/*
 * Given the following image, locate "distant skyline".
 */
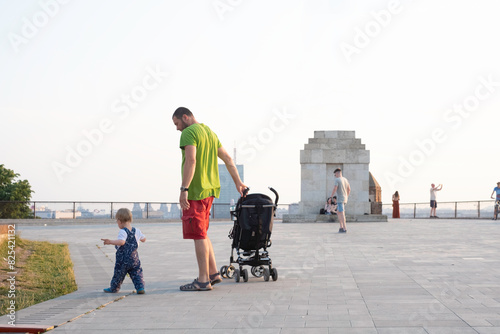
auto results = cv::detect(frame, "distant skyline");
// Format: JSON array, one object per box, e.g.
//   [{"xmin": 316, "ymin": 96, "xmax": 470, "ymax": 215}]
[{"xmin": 1, "ymin": 1, "xmax": 499, "ymax": 205}]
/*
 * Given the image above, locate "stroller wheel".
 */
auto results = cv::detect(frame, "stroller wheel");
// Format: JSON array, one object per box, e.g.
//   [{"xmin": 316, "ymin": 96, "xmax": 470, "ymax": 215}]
[
  {"xmin": 263, "ymin": 268, "xmax": 270, "ymax": 282},
  {"xmin": 251, "ymin": 265, "xmax": 265, "ymax": 278},
  {"xmin": 242, "ymin": 269, "xmax": 248, "ymax": 282},
  {"xmin": 226, "ymin": 265, "xmax": 235, "ymax": 279},
  {"xmin": 234, "ymin": 269, "xmax": 241, "ymax": 283},
  {"xmin": 220, "ymin": 265, "xmax": 228, "ymax": 278},
  {"xmin": 271, "ymin": 268, "xmax": 278, "ymax": 281}
]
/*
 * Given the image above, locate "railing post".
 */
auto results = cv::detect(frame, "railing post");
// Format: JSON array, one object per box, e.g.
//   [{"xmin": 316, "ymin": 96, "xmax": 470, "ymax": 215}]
[
  {"xmin": 110, "ymin": 202, "xmax": 113, "ymax": 219},
  {"xmin": 33, "ymin": 201, "xmax": 36, "ymax": 219},
  {"xmin": 146, "ymin": 203, "xmax": 149, "ymax": 219},
  {"xmin": 455, "ymin": 202, "xmax": 457, "ymax": 218},
  {"xmin": 73, "ymin": 202, "xmax": 76, "ymax": 219},
  {"xmin": 414, "ymin": 203, "xmax": 416, "ymax": 218},
  {"xmin": 478, "ymin": 201, "xmax": 480, "ymax": 218}
]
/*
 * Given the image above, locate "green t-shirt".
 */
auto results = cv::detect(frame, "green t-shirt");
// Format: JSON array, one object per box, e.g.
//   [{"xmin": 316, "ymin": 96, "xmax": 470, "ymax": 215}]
[{"xmin": 179, "ymin": 123, "xmax": 222, "ymax": 200}]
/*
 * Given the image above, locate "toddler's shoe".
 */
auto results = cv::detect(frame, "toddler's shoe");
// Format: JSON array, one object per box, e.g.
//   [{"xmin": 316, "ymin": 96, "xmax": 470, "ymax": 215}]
[
  {"xmin": 137, "ymin": 288, "xmax": 145, "ymax": 294},
  {"xmin": 103, "ymin": 288, "xmax": 118, "ymax": 293}
]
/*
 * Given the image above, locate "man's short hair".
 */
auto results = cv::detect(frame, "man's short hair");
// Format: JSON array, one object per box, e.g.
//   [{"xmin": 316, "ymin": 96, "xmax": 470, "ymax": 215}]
[
  {"xmin": 172, "ymin": 107, "xmax": 193, "ymax": 119},
  {"xmin": 116, "ymin": 208, "xmax": 132, "ymax": 223},
  {"xmin": 334, "ymin": 168, "xmax": 342, "ymax": 174}
]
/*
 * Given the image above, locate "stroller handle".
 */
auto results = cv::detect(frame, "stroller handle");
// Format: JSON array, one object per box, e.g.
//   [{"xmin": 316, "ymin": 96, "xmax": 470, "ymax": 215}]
[{"xmin": 268, "ymin": 187, "xmax": 279, "ymax": 206}]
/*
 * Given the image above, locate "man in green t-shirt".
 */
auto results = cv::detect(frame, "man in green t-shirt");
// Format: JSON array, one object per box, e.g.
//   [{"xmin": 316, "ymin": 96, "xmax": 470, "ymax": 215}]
[{"xmin": 173, "ymin": 107, "xmax": 246, "ymax": 291}]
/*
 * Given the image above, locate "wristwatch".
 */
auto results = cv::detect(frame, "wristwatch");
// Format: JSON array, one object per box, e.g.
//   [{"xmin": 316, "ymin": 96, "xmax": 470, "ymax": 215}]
[{"xmin": 180, "ymin": 186, "xmax": 189, "ymax": 192}]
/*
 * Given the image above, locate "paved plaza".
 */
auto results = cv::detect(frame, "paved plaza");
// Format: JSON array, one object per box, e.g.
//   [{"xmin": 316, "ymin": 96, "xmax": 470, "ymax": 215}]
[{"xmin": 2, "ymin": 218, "xmax": 500, "ymax": 333}]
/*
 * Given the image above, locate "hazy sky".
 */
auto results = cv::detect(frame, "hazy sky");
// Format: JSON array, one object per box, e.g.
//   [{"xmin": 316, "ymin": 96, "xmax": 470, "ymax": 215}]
[{"xmin": 1, "ymin": 0, "xmax": 499, "ymax": 205}]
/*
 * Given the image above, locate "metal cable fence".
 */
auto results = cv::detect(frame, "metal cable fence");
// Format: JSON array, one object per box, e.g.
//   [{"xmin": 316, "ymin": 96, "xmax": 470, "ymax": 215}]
[
  {"xmin": 382, "ymin": 200, "xmax": 497, "ymax": 219},
  {"xmin": 0, "ymin": 201, "xmax": 294, "ymax": 220},
  {"xmin": 1, "ymin": 200, "xmax": 495, "ymax": 220}
]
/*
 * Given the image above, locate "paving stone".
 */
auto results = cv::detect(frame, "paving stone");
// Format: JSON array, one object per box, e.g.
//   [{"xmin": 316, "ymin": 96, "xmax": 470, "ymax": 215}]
[{"xmin": 1, "ymin": 219, "xmax": 500, "ymax": 333}]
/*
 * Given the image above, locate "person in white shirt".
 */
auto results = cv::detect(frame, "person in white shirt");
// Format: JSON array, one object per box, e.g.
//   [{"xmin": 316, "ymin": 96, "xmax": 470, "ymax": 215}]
[
  {"xmin": 331, "ymin": 168, "xmax": 351, "ymax": 233},
  {"xmin": 430, "ymin": 183, "xmax": 443, "ymax": 218}
]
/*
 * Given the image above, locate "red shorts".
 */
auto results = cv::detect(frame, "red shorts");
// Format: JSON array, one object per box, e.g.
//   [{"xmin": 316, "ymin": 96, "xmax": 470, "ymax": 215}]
[{"xmin": 182, "ymin": 197, "xmax": 214, "ymax": 239}]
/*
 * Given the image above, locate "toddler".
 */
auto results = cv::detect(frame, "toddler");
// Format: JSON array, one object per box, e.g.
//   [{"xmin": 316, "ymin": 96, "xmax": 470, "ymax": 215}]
[{"xmin": 101, "ymin": 208, "xmax": 146, "ymax": 294}]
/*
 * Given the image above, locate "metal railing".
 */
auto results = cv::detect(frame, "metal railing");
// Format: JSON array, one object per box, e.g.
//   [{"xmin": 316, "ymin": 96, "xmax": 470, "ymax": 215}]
[
  {"xmin": 1, "ymin": 200, "xmax": 496, "ymax": 220},
  {"xmin": 0, "ymin": 201, "xmax": 293, "ymax": 220},
  {"xmin": 382, "ymin": 200, "xmax": 498, "ymax": 219}
]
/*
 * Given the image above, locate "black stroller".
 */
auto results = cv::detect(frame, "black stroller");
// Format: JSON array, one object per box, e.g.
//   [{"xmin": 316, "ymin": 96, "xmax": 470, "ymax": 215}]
[{"xmin": 220, "ymin": 187, "xmax": 279, "ymax": 282}]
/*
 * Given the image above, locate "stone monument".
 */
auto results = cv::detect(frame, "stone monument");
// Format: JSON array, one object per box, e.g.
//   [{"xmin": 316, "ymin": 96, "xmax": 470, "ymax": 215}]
[
  {"xmin": 283, "ymin": 130, "xmax": 387, "ymax": 223},
  {"xmin": 369, "ymin": 172, "xmax": 383, "ymax": 215}
]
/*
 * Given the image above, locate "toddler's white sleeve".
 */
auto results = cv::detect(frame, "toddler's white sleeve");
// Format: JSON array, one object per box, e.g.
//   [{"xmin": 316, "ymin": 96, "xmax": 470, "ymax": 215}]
[{"xmin": 117, "ymin": 229, "xmax": 127, "ymax": 241}]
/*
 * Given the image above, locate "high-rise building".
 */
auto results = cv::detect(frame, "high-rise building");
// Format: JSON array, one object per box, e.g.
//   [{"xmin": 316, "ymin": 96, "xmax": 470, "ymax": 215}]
[
  {"xmin": 169, "ymin": 203, "xmax": 181, "ymax": 219},
  {"xmin": 132, "ymin": 203, "xmax": 143, "ymax": 219},
  {"xmin": 215, "ymin": 164, "xmax": 244, "ymax": 204},
  {"xmin": 213, "ymin": 164, "xmax": 244, "ymax": 218}
]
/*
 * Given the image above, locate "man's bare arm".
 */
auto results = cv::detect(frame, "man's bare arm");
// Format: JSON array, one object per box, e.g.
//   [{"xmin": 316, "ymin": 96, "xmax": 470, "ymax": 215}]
[
  {"xmin": 180, "ymin": 145, "xmax": 196, "ymax": 210},
  {"xmin": 218, "ymin": 146, "xmax": 246, "ymax": 196}
]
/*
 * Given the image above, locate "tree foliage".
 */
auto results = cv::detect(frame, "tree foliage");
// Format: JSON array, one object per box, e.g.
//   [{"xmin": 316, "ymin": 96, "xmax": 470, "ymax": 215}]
[{"xmin": 0, "ymin": 164, "xmax": 34, "ymax": 218}]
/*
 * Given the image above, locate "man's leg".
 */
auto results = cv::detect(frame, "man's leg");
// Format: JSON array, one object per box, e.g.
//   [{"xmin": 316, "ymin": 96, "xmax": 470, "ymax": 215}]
[
  {"xmin": 180, "ymin": 197, "xmax": 217, "ymax": 291},
  {"xmin": 337, "ymin": 202, "xmax": 346, "ymax": 231},
  {"xmin": 202, "ymin": 197, "xmax": 218, "ymax": 278},
  {"xmin": 194, "ymin": 237, "xmax": 218, "ymax": 283},
  {"xmin": 179, "ymin": 240, "xmax": 212, "ymax": 291},
  {"xmin": 194, "ymin": 239, "xmax": 210, "ymax": 283},
  {"xmin": 338, "ymin": 211, "xmax": 346, "ymax": 230},
  {"xmin": 206, "ymin": 237, "xmax": 218, "ymax": 276}
]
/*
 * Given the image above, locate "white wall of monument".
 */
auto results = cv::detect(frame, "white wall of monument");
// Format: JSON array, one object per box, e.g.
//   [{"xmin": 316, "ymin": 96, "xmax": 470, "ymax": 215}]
[{"xmin": 299, "ymin": 131, "xmax": 371, "ymax": 216}]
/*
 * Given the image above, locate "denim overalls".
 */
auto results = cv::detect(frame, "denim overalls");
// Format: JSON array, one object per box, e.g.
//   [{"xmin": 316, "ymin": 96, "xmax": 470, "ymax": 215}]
[{"xmin": 110, "ymin": 227, "xmax": 144, "ymax": 292}]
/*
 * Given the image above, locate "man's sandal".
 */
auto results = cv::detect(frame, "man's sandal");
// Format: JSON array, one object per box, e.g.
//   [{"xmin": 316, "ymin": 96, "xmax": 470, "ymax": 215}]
[
  {"xmin": 180, "ymin": 278, "xmax": 212, "ymax": 291},
  {"xmin": 210, "ymin": 272, "xmax": 222, "ymax": 285}
]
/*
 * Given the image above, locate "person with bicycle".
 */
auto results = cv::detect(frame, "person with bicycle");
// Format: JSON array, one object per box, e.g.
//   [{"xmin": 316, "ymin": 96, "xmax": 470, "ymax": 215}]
[{"xmin": 490, "ymin": 182, "xmax": 500, "ymax": 220}]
